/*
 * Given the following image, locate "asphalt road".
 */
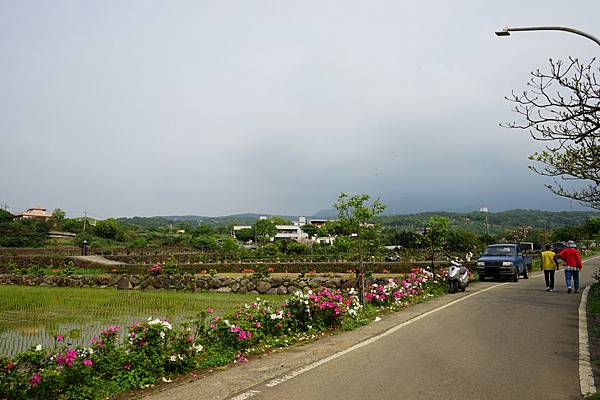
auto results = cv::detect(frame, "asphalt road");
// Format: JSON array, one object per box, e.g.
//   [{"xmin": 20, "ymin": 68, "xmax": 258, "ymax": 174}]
[
  {"xmin": 226, "ymin": 257, "xmax": 599, "ymax": 400},
  {"xmin": 142, "ymin": 256, "xmax": 600, "ymax": 400}
]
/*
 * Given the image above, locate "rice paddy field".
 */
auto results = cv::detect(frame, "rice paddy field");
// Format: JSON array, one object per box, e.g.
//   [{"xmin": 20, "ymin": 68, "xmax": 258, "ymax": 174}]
[{"xmin": 0, "ymin": 286, "xmax": 284, "ymax": 356}]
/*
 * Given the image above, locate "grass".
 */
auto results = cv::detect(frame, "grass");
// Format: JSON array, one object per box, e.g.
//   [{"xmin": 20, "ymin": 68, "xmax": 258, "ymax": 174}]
[{"xmin": 0, "ymin": 286, "xmax": 284, "ymax": 356}]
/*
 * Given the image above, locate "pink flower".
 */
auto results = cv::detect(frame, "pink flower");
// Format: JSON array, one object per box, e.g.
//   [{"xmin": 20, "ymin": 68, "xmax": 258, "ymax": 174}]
[
  {"xmin": 83, "ymin": 359, "xmax": 93, "ymax": 367},
  {"xmin": 123, "ymin": 362, "xmax": 132, "ymax": 371},
  {"xmin": 209, "ymin": 323, "xmax": 216, "ymax": 329},
  {"xmin": 29, "ymin": 372, "xmax": 41, "ymax": 387},
  {"xmin": 237, "ymin": 355, "xmax": 248, "ymax": 363},
  {"xmin": 56, "ymin": 335, "xmax": 64, "ymax": 342},
  {"xmin": 108, "ymin": 325, "xmax": 120, "ymax": 332},
  {"xmin": 207, "ymin": 307, "xmax": 214, "ymax": 314}
]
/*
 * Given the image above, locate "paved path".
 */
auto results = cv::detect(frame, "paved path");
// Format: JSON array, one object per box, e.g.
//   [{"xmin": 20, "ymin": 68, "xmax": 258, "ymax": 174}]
[
  {"xmin": 69, "ymin": 255, "xmax": 124, "ymax": 265},
  {"xmin": 143, "ymin": 256, "xmax": 600, "ymax": 400}
]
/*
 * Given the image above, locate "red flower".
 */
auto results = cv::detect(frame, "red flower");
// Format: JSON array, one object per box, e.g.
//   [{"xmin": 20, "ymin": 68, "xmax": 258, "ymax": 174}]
[{"xmin": 29, "ymin": 373, "xmax": 41, "ymax": 387}]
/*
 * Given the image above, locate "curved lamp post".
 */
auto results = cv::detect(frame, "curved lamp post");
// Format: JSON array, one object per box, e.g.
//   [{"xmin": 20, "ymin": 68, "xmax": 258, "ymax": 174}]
[{"xmin": 495, "ymin": 26, "xmax": 600, "ymax": 47}]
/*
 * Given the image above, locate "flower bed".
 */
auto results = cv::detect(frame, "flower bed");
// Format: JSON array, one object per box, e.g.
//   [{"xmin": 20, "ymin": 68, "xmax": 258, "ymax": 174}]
[{"xmin": 0, "ymin": 270, "xmax": 443, "ymax": 399}]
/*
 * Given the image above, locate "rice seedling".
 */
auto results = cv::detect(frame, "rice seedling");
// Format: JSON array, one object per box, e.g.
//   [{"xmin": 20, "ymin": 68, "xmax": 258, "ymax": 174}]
[{"xmin": 0, "ymin": 286, "xmax": 283, "ymax": 356}]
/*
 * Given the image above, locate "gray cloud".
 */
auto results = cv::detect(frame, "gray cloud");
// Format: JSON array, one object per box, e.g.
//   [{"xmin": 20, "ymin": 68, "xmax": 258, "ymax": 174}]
[{"xmin": 1, "ymin": 0, "xmax": 598, "ymax": 218}]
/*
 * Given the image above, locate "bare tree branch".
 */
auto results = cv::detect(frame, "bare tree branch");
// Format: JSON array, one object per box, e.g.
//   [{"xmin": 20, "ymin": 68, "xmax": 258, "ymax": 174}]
[{"xmin": 504, "ymin": 58, "xmax": 600, "ymax": 210}]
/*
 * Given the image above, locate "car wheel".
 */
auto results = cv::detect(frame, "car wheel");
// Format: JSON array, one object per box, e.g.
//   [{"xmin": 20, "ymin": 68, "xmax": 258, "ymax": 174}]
[
  {"xmin": 523, "ymin": 268, "xmax": 529, "ymax": 279},
  {"xmin": 512, "ymin": 270, "xmax": 519, "ymax": 282}
]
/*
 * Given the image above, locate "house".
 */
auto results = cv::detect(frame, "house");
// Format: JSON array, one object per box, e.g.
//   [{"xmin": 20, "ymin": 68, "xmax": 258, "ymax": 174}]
[
  {"xmin": 15, "ymin": 206, "xmax": 50, "ymax": 221},
  {"xmin": 274, "ymin": 224, "xmax": 309, "ymax": 241},
  {"xmin": 232, "ymin": 216, "xmax": 336, "ymax": 243}
]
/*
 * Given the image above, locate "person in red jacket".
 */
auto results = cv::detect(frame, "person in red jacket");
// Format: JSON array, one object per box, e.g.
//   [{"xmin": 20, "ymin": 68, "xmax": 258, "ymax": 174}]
[{"xmin": 558, "ymin": 241, "xmax": 583, "ymax": 294}]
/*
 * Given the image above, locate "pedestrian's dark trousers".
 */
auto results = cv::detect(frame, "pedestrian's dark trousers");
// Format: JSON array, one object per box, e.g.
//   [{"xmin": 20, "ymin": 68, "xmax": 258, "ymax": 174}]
[{"xmin": 544, "ymin": 270, "xmax": 555, "ymax": 290}]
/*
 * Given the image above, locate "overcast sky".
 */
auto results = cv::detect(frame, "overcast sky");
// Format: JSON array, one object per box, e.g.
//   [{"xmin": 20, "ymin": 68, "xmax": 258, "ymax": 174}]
[{"xmin": 1, "ymin": 1, "xmax": 599, "ymax": 218}]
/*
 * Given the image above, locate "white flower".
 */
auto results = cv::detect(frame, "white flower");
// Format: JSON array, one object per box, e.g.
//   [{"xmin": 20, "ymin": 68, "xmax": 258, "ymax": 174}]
[
  {"xmin": 170, "ymin": 355, "xmax": 177, "ymax": 362},
  {"xmin": 162, "ymin": 377, "xmax": 172, "ymax": 383},
  {"xmin": 35, "ymin": 344, "xmax": 42, "ymax": 351},
  {"xmin": 374, "ymin": 317, "xmax": 382, "ymax": 322},
  {"xmin": 159, "ymin": 331, "xmax": 165, "ymax": 339},
  {"xmin": 193, "ymin": 344, "xmax": 203, "ymax": 353},
  {"xmin": 178, "ymin": 354, "xmax": 184, "ymax": 360}
]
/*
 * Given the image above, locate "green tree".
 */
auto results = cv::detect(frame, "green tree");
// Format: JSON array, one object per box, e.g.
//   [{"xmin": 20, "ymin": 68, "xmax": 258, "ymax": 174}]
[
  {"xmin": 254, "ymin": 219, "xmax": 277, "ymax": 245},
  {"xmin": 333, "ymin": 192, "xmax": 386, "ymax": 303},
  {"xmin": 94, "ymin": 218, "xmax": 123, "ymax": 240},
  {"xmin": 48, "ymin": 208, "xmax": 66, "ymax": 230},
  {"xmin": 0, "ymin": 218, "xmax": 49, "ymax": 247},
  {"xmin": 269, "ymin": 216, "xmax": 290, "ymax": 225},
  {"xmin": 0, "ymin": 210, "xmax": 14, "ymax": 224},
  {"xmin": 219, "ymin": 237, "xmax": 240, "ymax": 257},
  {"xmin": 446, "ymin": 229, "xmax": 481, "ymax": 253},
  {"xmin": 191, "ymin": 235, "xmax": 218, "ymax": 251},
  {"xmin": 257, "ymin": 242, "xmax": 280, "ymax": 257},
  {"xmin": 192, "ymin": 224, "xmax": 214, "ymax": 236},
  {"xmin": 583, "ymin": 218, "xmax": 600, "ymax": 238},
  {"xmin": 301, "ymin": 224, "xmax": 320, "ymax": 238},
  {"xmin": 421, "ymin": 216, "xmax": 449, "ymax": 278},
  {"xmin": 62, "ymin": 218, "xmax": 84, "ymax": 234},
  {"xmin": 235, "ymin": 228, "xmax": 255, "ymax": 243},
  {"xmin": 286, "ymin": 242, "xmax": 309, "ymax": 255}
]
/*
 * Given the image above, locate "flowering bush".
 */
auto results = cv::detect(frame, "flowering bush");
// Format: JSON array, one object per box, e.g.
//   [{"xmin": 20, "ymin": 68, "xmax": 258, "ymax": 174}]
[
  {"xmin": 0, "ymin": 273, "xmax": 444, "ymax": 400},
  {"xmin": 365, "ymin": 269, "xmax": 435, "ymax": 308},
  {"xmin": 286, "ymin": 288, "xmax": 362, "ymax": 330},
  {"xmin": 148, "ymin": 264, "xmax": 162, "ymax": 276}
]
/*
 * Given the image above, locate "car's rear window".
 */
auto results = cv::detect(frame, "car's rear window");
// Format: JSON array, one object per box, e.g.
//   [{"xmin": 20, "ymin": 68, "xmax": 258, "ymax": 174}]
[{"xmin": 483, "ymin": 246, "xmax": 516, "ymax": 256}]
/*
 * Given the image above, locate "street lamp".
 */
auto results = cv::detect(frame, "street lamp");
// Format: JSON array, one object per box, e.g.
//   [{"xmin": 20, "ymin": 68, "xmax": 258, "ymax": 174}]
[{"xmin": 495, "ymin": 26, "xmax": 600, "ymax": 47}]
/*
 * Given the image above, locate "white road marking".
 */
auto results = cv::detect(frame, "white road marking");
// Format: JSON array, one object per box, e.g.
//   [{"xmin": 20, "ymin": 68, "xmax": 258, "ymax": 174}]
[
  {"xmin": 579, "ymin": 286, "xmax": 595, "ymax": 397},
  {"xmin": 260, "ymin": 283, "xmax": 509, "ymax": 389},
  {"xmin": 230, "ymin": 390, "xmax": 261, "ymax": 400},
  {"xmin": 231, "ymin": 254, "xmax": 600, "ymax": 399},
  {"xmin": 578, "ymin": 254, "xmax": 600, "ymax": 397}
]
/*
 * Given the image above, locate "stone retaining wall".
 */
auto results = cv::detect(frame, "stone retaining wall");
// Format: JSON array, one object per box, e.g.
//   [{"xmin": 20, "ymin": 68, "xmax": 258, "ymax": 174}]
[{"xmin": 0, "ymin": 274, "xmax": 369, "ymax": 295}]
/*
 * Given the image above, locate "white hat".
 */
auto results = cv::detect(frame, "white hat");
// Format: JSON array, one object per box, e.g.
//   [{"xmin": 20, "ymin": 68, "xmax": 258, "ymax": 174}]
[{"xmin": 567, "ymin": 240, "xmax": 577, "ymax": 248}]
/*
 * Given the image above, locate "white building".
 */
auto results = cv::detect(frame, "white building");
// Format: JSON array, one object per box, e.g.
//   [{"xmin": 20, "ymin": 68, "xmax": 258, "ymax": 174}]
[{"xmin": 232, "ymin": 216, "xmax": 335, "ymax": 243}]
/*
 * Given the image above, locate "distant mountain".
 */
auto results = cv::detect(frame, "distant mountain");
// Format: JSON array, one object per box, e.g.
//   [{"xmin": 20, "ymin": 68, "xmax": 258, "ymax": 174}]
[
  {"xmin": 117, "ymin": 209, "xmax": 599, "ymax": 233},
  {"xmin": 311, "ymin": 209, "xmax": 338, "ymax": 219},
  {"xmin": 377, "ymin": 209, "xmax": 600, "ymax": 235}
]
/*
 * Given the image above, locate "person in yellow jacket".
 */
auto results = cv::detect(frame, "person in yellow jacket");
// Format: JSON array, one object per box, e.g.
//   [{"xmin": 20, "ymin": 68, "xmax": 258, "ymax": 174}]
[{"xmin": 541, "ymin": 244, "xmax": 559, "ymax": 291}]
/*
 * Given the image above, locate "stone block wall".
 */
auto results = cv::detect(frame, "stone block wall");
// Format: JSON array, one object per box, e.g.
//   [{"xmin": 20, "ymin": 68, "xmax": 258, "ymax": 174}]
[{"xmin": 0, "ymin": 274, "xmax": 367, "ymax": 295}]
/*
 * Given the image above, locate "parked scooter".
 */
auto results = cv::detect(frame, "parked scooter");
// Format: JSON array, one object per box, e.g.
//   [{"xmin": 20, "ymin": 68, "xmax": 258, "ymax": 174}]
[{"xmin": 448, "ymin": 260, "xmax": 469, "ymax": 294}]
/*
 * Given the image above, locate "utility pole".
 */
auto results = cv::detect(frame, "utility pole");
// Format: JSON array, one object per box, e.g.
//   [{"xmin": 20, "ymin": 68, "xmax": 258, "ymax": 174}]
[{"xmin": 83, "ymin": 210, "xmax": 88, "ymax": 232}]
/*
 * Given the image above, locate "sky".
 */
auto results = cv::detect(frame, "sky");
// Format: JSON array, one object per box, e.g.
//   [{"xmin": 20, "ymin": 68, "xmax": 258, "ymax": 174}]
[{"xmin": 1, "ymin": 0, "xmax": 599, "ymax": 219}]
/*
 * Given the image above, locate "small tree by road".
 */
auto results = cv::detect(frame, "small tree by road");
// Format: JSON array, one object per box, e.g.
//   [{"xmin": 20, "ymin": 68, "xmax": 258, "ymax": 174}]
[
  {"xmin": 421, "ymin": 216, "xmax": 449, "ymax": 279},
  {"xmin": 333, "ymin": 193, "xmax": 386, "ymax": 303}
]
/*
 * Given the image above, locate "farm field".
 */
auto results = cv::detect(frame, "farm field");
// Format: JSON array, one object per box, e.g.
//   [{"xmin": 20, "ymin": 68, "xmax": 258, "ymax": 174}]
[{"xmin": 0, "ymin": 286, "xmax": 284, "ymax": 356}]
